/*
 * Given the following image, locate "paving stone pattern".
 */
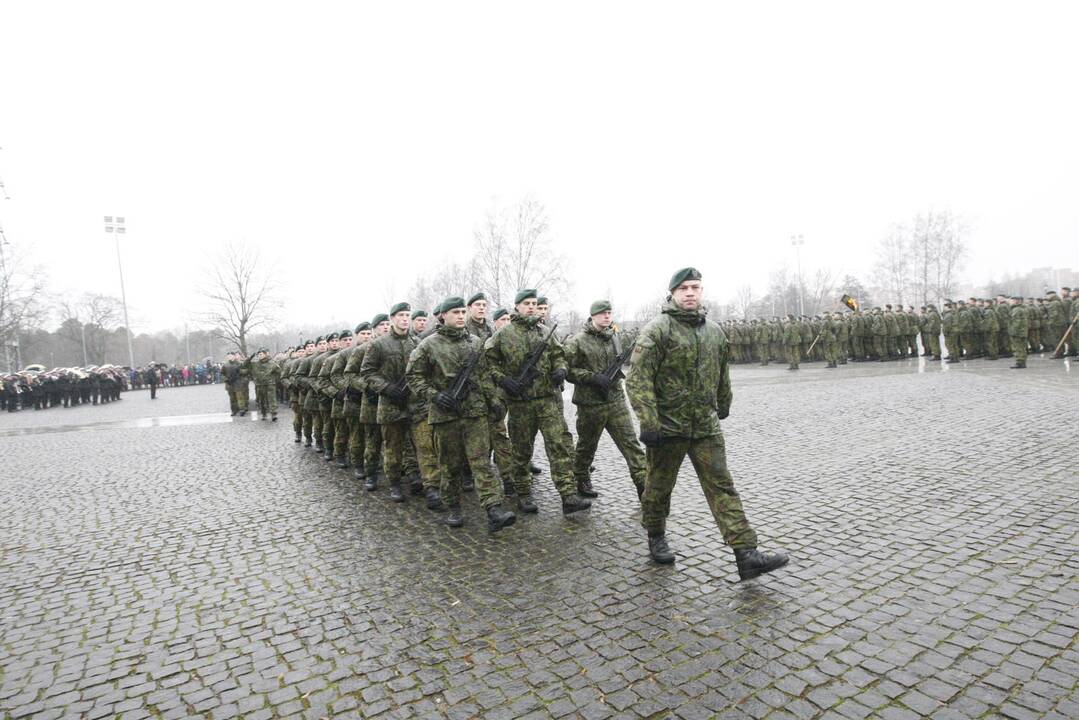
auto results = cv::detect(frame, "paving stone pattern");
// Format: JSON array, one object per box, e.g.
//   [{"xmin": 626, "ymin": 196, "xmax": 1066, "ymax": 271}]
[{"xmin": 1, "ymin": 357, "xmax": 1076, "ymax": 719}]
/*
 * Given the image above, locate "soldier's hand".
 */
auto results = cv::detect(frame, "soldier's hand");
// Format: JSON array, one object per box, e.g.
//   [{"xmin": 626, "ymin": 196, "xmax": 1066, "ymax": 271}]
[
  {"xmin": 639, "ymin": 430, "xmax": 664, "ymax": 448},
  {"xmin": 589, "ymin": 373, "xmax": 611, "ymax": 391},
  {"xmin": 499, "ymin": 377, "xmax": 525, "ymax": 397},
  {"xmin": 717, "ymin": 408, "xmax": 729, "ymax": 420},
  {"xmin": 550, "ymin": 368, "xmax": 568, "ymax": 385},
  {"xmin": 433, "ymin": 391, "xmax": 457, "ymax": 411}
]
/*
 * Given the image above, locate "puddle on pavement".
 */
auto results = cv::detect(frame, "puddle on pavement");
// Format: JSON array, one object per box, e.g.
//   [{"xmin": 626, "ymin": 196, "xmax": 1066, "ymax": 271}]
[{"xmin": 0, "ymin": 412, "xmax": 258, "ymax": 437}]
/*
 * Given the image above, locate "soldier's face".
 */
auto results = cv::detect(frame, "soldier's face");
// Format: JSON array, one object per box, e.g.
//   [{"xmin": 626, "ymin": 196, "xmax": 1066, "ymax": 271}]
[
  {"xmin": 592, "ymin": 311, "xmax": 613, "ymax": 329},
  {"xmin": 517, "ymin": 298, "xmax": 537, "ymax": 316},
  {"xmin": 672, "ymin": 280, "xmax": 702, "ymax": 310},
  {"xmin": 341, "ymin": 336, "xmax": 353, "ymax": 348},
  {"xmin": 412, "ymin": 317, "xmax": 428, "ymax": 333},
  {"xmin": 375, "ymin": 321, "xmax": 390, "ymax": 335},
  {"xmin": 446, "ymin": 308, "xmax": 467, "ymax": 328},
  {"xmin": 358, "ymin": 330, "xmax": 373, "ymax": 343},
  {"xmin": 392, "ymin": 312, "xmax": 411, "ymax": 333},
  {"xmin": 495, "ymin": 316, "xmax": 511, "ymax": 330},
  {"xmin": 469, "ymin": 300, "xmax": 487, "ymax": 320},
  {"xmin": 317, "ymin": 341, "xmax": 329, "ymax": 352},
  {"xmin": 537, "ymin": 304, "xmax": 549, "ymax": 319},
  {"xmin": 329, "ymin": 339, "xmax": 340, "ymax": 350}
]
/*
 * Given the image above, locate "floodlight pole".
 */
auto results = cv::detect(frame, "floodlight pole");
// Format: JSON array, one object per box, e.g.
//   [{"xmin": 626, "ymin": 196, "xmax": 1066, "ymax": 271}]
[
  {"xmin": 105, "ymin": 216, "xmax": 137, "ymax": 369},
  {"xmin": 791, "ymin": 234, "xmax": 805, "ymax": 317}
]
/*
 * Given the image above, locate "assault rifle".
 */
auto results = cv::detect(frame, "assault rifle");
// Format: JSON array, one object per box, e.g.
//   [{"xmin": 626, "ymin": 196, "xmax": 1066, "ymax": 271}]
[
  {"xmin": 509, "ymin": 323, "xmax": 558, "ymax": 396},
  {"xmin": 598, "ymin": 331, "xmax": 637, "ymax": 399},
  {"xmin": 444, "ymin": 350, "xmax": 481, "ymax": 413}
]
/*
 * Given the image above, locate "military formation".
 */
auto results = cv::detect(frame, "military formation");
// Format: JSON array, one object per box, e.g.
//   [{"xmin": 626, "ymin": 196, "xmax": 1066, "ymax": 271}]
[
  {"xmin": 720, "ymin": 288, "xmax": 1079, "ymax": 370},
  {"xmin": 256, "ymin": 271, "xmax": 789, "ymax": 580},
  {"xmin": 1, "ymin": 365, "xmax": 129, "ymax": 412}
]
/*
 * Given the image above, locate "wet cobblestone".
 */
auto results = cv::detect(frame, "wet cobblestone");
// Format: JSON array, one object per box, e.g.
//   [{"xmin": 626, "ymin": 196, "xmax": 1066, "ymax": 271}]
[{"xmin": 1, "ymin": 356, "xmax": 1076, "ymax": 718}]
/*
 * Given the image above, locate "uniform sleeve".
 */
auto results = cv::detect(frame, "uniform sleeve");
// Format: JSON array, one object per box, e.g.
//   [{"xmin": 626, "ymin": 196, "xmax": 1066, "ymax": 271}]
[
  {"xmin": 344, "ymin": 349, "xmax": 366, "ymax": 392},
  {"xmin": 484, "ymin": 333, "xmax": 507, "ymax": 385},
  {"xmin": 564, "ymin": 335, "xmax": 591, "ymax": 384},
  {"xmin": 626, "ymin": 323, "xmax": 661, "ymax": 434},
  {"xmin": 716, "ymin": 343, "xmax": 732, "ymax": 419},
  {"xmin": 405, "ymin": 343, "xmax": 436, "ymax": 401},
  {"xmin": 360, "ymin": 343, "xmax": 389, "ymax": 394},
  {"xmin": 549, "ymin": 335, "xmax": 569, "ymax": 375}
]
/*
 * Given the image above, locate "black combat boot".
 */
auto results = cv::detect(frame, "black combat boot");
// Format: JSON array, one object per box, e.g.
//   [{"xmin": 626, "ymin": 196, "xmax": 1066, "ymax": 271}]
[
  {"xmin": 271, "ymin": 416, "xmax": 277, "ymax": 422},
  {"xmin": 577, "ymin": 478, "xmax": 599, "ymax": 498},
  {"xmin": 462, "ymin": 474, "xmax": 475, "ymax": 491},
  {"xmin": 561, "ymin": 494, "xmax": 592, "ymax": 515},
  {"xmin": 1010, "ymin": 362, "xmax": 1026, "ymax": 369},
  {"xmin": 353, "ymin": 466, "xmax": 366, "ymax": 480},
  {"xmin": 324, "ymin": 451, "xmax": 335, "ymax": 462},
  {"xmin": 734, "ymin": 547, "xmax": 790, "ymax": 580},
  {"xmin": 409, "ymin": 476, "xmax": 425, "ymax": 496},
  {"xmin": 364, "ymin": 474, "xmax": 378, "ymax": 491},
  {"xmin": 239, "ymin": 409, "xmax": 247, "ymax": 417},
  {"xmin": 444, "ymin": 505, "xmax": 463, "ymax": 528},
  {"xmin": 517, "ymin": 495, "xmax": 538, "ymax": 513},
  {"xmin": 648, "ymin": 534, "xmax": 675, "ymax": 564},
  {"xmin": 294, "ymin": 433, "xmax": 302, "ymax": 443},
  {"xmin": 529, "ymin": 463, "xmax": 542, "ymax": 475},
  {"xmin": 336, "ymin": 456, "xmax": 348, "ymax": 468},
  {"xmin": 425, "ymin": 488, "xmax": 445, "ymax": 512},
  {"xmin": 486, "ymin": 505, "xmax": 517, "ymax": 532},
  {"xmin": 389, "ymin": 483, "xmax": 405, "ymax": 502},
  {"xmin": 304, "ymin": 438, "xmax": 312, "ymax": 447},
  {"xmin": 314, "ymin": 442, "xmax": 324, "ymax": 454},
  {"xmin": 502, "ymin": 478, "xmax": 516, "ymax": 497}
]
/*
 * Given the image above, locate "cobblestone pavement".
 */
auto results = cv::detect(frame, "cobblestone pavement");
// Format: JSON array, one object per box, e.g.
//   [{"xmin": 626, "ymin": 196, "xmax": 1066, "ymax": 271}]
[{"xmin": 1, "ymin": 356, "xmax": 1076, "ymax": 719}]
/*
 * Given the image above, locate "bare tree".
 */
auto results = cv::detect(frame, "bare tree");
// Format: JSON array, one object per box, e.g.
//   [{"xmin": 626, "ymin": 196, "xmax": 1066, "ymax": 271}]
[
  {"xmin": 472, "ymin": 196, "xmax": 571, "ymax": 308},
  {"xmin": 806, "ymin": 268, "xmax": 836, "ymax": 315},
  {"xmin": 872, "ymin": 226, "xmax": 911, "ymax": 305},
  {"xmin": 931, "ymin": 211, "xmax": 968, "ymax": 304},
  {"xmin": 0, "ymin": 238, "xmax": 48, "ymax": 371},
  {"xmin": 733, "ymin": 284, "xmax": 755, "ymax": 320},
  {"xmin": 202, "ymin": 242, "xmax": 280, "ymax": 356},
  {"xmin": 58, "ymin": 293, "xmax": 123, "ymax": 365},
  {"xmin": 407, "ymin": 261, "xmax": 480, "ymax": 312}
]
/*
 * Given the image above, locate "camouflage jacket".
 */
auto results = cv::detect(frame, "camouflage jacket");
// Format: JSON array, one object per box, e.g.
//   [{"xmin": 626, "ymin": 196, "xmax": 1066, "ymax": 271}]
[
  {"xmin": 783, "ymin": 321, "xmax": 801, "ymax": 344},
  {"xmin": 222, "ymin": 359, "xmax": 246, "ymax": 386},
  {"xmin": 302, "ymin": 351, "xmax": 334, "ymax": 411},
  {"xmin": 406, "ymin": 325, "xmax": 494, "ymax": 424},
  {"xmin": 248, "ymin": 357, "xmax": 280, "ymax": 387},
  {"xmin": 360, "ymin": 329, "xmax": 417, "ymax": 424},
  {"xmin": 328, "ymin": 346, "xmax": 360, "ymax": 418},
  {"xmin": 626, "ymin": 302, "xmax": 731, "ymax": 440},
  {"xmin": 484, "ymin": 314, "xmax": 567, "ymax": 402},
  {"xmin": 982, "ymin": 309, "xmax": 999, "ymax": 334},
  {"xmin": 466, "ymin": 316, "xmax": 493, "ymax": 342},
  {"xmin": 344, "ymin": 342, "xmax": 379, "ymax": 423},
  {"xmin": 564, "ymin": 320, "xmax": 628, "ymax": 406},
  {"xmin": 1008, "ymin": 305, "xmax": 1029, "ymax": 336},
  {"xmin": 1047, "ymin": 298, "xmax": 1065, "ymax": 326}
]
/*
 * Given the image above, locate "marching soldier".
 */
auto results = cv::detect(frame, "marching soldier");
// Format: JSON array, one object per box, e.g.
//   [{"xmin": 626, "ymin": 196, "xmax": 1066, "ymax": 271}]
[
  {"xmin": 348, "ymin": 315, "xmax": 389, "ymax": 488},
  {"xmin": 406, "ymin": 296, "xmax": 517, "ymax": 531},
  {"xmin": 485, "ymin": 289, "xmax": 591, "ymax": 515},
  {"xmin": 320, "ymin": 330, "xmax": 353, "ymax": 463},
  {"xmin": 466, "ymin": 293, "xmax": 515, "ymax": 495},
  {"xmin": 360, "ymin": 303, "xmax": 418, "ymax": 502},
  {"xmin": 564, "ymin": 300, "xmax": 648, "ymax": 500},
  {"xmin": 1009, "ymin": 297, "xmax": 1030, "ymax": 369},
  {"xmin": 248, "ymin": 348, "xmax": 281, "ymax": 420},
  {"xmin": 626, "ymin": 267, "xmax": 788, "ymax": 579}
]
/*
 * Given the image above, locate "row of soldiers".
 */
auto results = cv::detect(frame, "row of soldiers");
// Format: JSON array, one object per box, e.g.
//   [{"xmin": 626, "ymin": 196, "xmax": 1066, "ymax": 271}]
[
  {"xmin": 0, "ymin": 365, "xmax": 129, "ymax": 412},
  {"xmin": 719, "ymin": 288, "xmax": 1078, "ymax": 369},
  {"xmin": 224, "ymin": 271, "xmax": 788, "ymax": 580}
]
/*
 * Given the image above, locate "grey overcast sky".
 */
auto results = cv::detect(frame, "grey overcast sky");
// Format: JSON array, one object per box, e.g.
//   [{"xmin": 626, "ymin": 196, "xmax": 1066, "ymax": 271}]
[{"xmin": 1, "ymin": 1, "xmax": 1076, "ymax": 332}]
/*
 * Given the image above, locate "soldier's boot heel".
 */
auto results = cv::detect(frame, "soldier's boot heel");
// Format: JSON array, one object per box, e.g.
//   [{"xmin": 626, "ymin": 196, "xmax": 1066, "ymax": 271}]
[
  {"xmin": 577, "ymin": 478, "xmax": 599, "ymax": 498},
  {"xmin": 389, "ymin": 483, "xmax": 405, "ymax": 502},
  {"xmin": 409, "ymin": 476, "xmax": 425, "ymax": 496},
  {"xmin": 353, "ymin": 467, "xmax": 366, "ymax": 480},
  {"xmin": 517, "ymin": 495, "xmax": 538, "ymax": 514},
  {"xmin": 324, "ymin": 451, "xmax": 335, "ymax": 462},
  {"xmin": 486, "ymin": 505, "xmax": 516, "ymax": 533},
  {"xmin": 364, "ymin": 475, "xmax": 378, "ymax": 491},
  {"xmin": 529, "ymin": 463, "xmax": 542, "ymax": 476},
  {"xmin": 444, "ymin": 506, "xmax": 464, "ymax": 528},
  {"xmin": 561, "ymin": 494, "xmax": 592, "ymax": 515},
  {"xmin": 336, "ymin": 456, "xmax": 348, "ymax": 468},
  {"xmin": 425, "ymin": 488, "xmax": 445, "ymax": 512},
  {"xmin": 734, "ymin": 547, "xmax": 789, "ymax": 581},
  {"xmin": 294, "ymin": 434, "xmax": 302, "ymax": 443},
  {"xmin": 648, "ymin": 534, "xmax": 675, "ymax": 564}
]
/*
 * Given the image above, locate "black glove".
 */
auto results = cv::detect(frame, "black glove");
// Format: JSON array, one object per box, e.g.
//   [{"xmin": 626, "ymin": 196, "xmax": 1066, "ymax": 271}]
[
  {"xmin": 639, "ymin": 430, "xmax": 664, "ymax": 448},
  {"xmin": 717, "ymin": 408, "xmax": 729, "ymax": 420},
  {"xmin": 589, "ymin": 373, "xmax": 611, "ymax": 392},
  {"xmin": 433, "ymin": 391, "xmax": 457, "ymax": 411},
  {"xmin": 500, "ymin": 377, "xmax": 525, "ymax": 397},
  {"xmin": 551, "ymin": 368, "xmax": 568, "ymax": 385},
  {"xmin": 335, "ymin": 389, "xmax": 346, "ymax": 401},
  {"xmin": 384, "ymin": 386, "xmax": 409, "ymax": 404}
]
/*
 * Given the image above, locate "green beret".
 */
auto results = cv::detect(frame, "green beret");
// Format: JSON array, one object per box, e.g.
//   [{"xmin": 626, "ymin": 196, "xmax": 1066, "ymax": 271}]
[
  {"xmin": 431, "ymin": 301, "xmax": 444, "ymax": 315},
  {"xmin": 514, "ymin": 288, "xmax": 537, "ymax": 305},
  {"xmin": 441, "ymin": 296, "xmax": 466, "ymax": 312},
  {"xmin": 668, "ymin": 267, "xmax": 702, "ymax": 291},
  {"xmin": 536, "ymin": 296, "xmax": 548, "ymax": 306},
  {"xmin": 354, "ymin": 322, "xmax": 371, "ymax": 333},
  {"xmin": 467, "ymin": 292, "xmax": 486, "ymax": 306},
  {"xmin": 315, "ymin": 336, "xmax": 325, "ymax": 343},
  {"xmin": 389, "ymin": 302, "xmax": 411, "ymax": 317},
  {"xmin": 492, "ymin": 308, "xmax": 509, "ymax": 321},
  {"xmin": 590, "ymin": 299, "xmax": 612, "ymax": 316},
  {"xmin": 371, "ymin": 313, "xmax": 389, "ymax": 326},
  {"xmin": 412, "ymin": 310, "xmax": 428, "ymax": 319},
  {"xmin": 326, "ymin": 332, "xmax": 338, "ymax": 341},
  {"xmin": 339, "ymin": 330, "xmax": 352, "ymax": 338},
  {"xmin": 304, "ymin": 339, "xmax": 314, "ymax": 346}
]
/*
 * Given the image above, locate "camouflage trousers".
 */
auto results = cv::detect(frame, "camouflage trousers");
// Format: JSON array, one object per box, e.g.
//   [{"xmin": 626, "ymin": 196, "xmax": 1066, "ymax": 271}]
[
  {"xmin": 320, "ymin": 407, "xmax": 335, "ymax": 452},
  {"xmin": 291, "ymin": 397, "xmax": 303, "ymax": 437},
  {"xmin": 435, "ymin": 417, "xmax": 503, "ymax": 509},
  {"xmin": 944, "ymin": 333, "xmax": 959, "ymax": 359},
  {"xmin": 641, "ymin": 434, "xmax": 758, "ymax": 549},
  {"xmin": 489, "ymin": 414, "xmax": 514, "ymax": 482},
  {"xmin": 785, "ymin": 344, "xmax": 800, "ymax": 368},
  {"xmin": 824, "ymin": 340, "xmax": 840, "ymax": 365},
  {"xmin": 851, "ymin": 335, "xmax": 865, "ymax": 359},
  {"xmin": 411, "ymin": 418, "xmax": 442, "ymax": 491},
  {"xmin": 1011, "ymin": 335, "xmax": 1028, "ymax": 365},
  {"xmin": 573, "ymin": 401, "xmax": 646, "ymax": 497},
  {"xmin": 255, "ymin": 384, "xmax": 277, "ymax": 418},
  {"xmin": 363, "ymin": 423, "xmax": 382, "ymax": 476},
  {"xmin": 985, "ymin": 331, "xmax": 999, "ymax": 359},
  {"xmin": 227, "ymin": 383, "xmax": 248, "ymax": 414},
  {"xmin": 380, "ymin": 421, "xmax": 412, "ymax": 486},
  {"xmin": 332, "ymin": 415, "xmax": 350, "ymax": 460},
  {"xmin": 304, "ymin": 408, "xmax": 323, "ymax": 446},
  {"xmin": 506, "ymin": 395, "xmax": 576, "ymax": 498},
  {"xmin": 344, "ymin": 416, "xmax": 364, "ymax": 468},
  {"xmin": 871, "ymin": 336, "xmax": 887, "ymax": 359},
  {"xmin": 755, "ymin": 343, "xmax": 769, "ymax": 365}
]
